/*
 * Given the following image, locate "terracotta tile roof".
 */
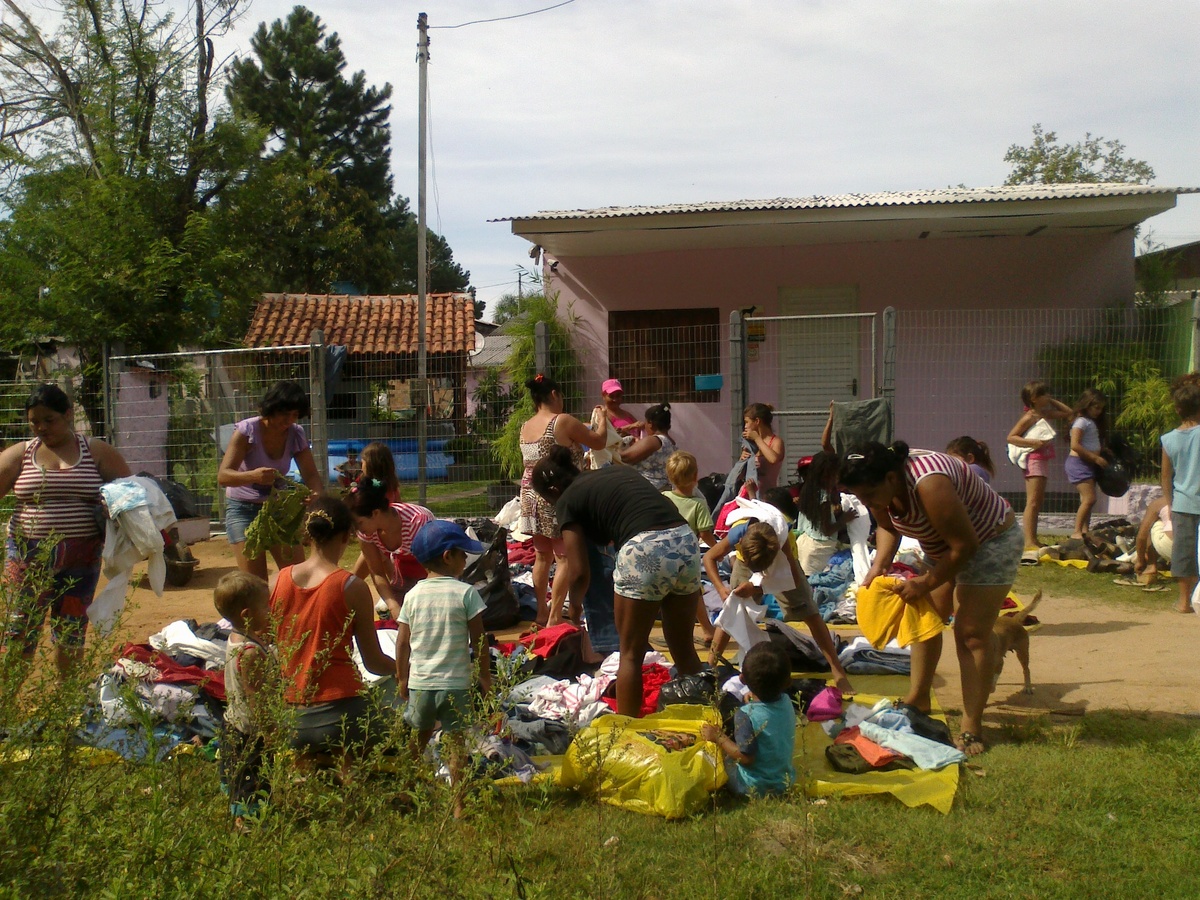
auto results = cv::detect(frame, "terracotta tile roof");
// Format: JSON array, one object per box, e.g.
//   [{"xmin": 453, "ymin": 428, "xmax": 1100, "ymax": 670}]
[{"xmin": 245, "ymin": 294, "xmax": 476, "ymax": 355}]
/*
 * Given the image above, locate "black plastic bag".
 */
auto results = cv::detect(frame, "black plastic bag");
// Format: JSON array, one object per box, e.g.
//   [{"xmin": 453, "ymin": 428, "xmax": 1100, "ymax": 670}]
[{"xmin": 462, "ymin": 526, "xmax": 520, "ymax": 630}]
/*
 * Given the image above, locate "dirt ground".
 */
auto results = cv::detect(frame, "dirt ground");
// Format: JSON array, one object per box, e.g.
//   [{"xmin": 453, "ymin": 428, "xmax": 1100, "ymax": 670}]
[{"xmin": 98, "ymin": 537, "xmax": 1199, "ymax": 720}]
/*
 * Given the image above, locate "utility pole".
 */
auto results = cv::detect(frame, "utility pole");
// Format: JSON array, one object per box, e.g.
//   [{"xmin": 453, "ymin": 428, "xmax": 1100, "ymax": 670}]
[{"xmin": 416, "ymin": 12, "xmax": 429, "ymax": 505}]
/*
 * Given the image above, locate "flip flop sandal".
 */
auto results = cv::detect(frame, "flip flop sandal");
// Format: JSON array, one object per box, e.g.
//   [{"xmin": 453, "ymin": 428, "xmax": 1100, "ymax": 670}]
[
  {"xmin": 955, "ymin": 731, "xmax": 986, "ymax": 757},
  {"xmin": 1140, "ymin": 583, "xmax": 1169, "ymax": 593},
  {"xmin": 1112, "ymin": 576, "xmax": 1140, "ymax": 587}
]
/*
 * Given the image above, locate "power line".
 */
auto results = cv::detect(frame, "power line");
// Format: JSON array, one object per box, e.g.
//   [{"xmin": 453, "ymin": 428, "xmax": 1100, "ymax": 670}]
[{"xmin": 430, "ymin": 0, "xmax": 577, "ymax": 30}]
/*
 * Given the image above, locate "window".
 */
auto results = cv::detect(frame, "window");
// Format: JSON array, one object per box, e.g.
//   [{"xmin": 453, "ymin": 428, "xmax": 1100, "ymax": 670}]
[{"xmin": 608, "ymin": 308, "xmax": 721, "ymax": 403}]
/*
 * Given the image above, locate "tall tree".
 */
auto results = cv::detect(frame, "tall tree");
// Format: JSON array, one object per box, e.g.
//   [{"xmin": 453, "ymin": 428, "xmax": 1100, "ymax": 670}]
[
  {"xmin": 0, "ymin": 0, "xmax": 260, "ymax": 430},
  {"xmin": 226, "ymin": 5, "xmax": 392, "ymax": 198},
  {"xmin": 222, "ymin": 5, "xmax": 469, "ymax": 296},
  {"xmin": 1004, "ymin": 124, "xmax": 1155, "ymax": 186}
]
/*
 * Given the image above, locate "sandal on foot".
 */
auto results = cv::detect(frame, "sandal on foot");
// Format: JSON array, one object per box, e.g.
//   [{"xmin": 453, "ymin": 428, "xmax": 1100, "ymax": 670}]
[{"xmin": 956, "ymin": 731, "xmax": 986, "ymax": 757}]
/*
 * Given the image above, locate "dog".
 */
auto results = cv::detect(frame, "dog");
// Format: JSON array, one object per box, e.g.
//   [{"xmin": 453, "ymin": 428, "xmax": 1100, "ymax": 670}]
[{"xmin": 990, "ymin": 590, "xmax": 1043, "ymax": 695}]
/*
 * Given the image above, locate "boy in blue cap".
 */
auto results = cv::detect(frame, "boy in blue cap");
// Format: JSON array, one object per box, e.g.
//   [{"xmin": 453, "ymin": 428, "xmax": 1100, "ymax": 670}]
[{"xmin": 396, "ymin": 519, "xmax": 491, "ymax": 816}]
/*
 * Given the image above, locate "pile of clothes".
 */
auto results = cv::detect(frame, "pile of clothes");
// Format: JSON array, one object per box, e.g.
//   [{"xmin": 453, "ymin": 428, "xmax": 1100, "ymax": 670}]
[
  {"xmin": 812, "ymin": 696, "xmax": 965, "ymax": 773},
  {"xmin": 80, "ymin": 619, "xmax": 230, "ymax": 761}
]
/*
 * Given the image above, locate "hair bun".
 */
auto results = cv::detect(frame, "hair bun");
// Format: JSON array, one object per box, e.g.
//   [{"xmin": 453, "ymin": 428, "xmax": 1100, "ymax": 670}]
[{"xmin": 889, "ymin": 441, "xmax": 910, "ymax": 462}]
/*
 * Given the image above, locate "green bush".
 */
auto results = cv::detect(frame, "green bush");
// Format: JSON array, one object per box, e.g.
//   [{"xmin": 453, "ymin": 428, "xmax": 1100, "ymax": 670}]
[{"xmin": 492, "ymin": 293, "xmax": 583, "ymax": 479}]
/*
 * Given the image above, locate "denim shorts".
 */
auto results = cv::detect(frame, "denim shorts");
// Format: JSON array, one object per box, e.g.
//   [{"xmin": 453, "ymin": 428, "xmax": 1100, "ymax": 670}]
[
  {"xmin": 950, "ymin": 522, "xmax": 1023, "ymax": 587},
  {"xmin": 224, "ymin": 498, "xmax": 263, "ymax": 546},
  {"xmin": 1169, "ymin": 511, "xmax": 1198, "ymax": 579},
  {"xmin": 614, "ymin": 524, "xmax": 701, "ymax": 601},
  {"xmin": 403, "ymin": 688, "xmax": 471, "ymax": 732}
]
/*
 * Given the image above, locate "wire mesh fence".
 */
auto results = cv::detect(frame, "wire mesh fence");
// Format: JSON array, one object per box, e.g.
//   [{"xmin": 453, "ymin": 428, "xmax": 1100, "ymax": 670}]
[
  {"xmin": 105, "ymin": 346, "xmax": 315, "ymax": 528},
  {"xmin": 3, "ymin": 299, "xmax": 1184, "ymax": 537},
  {"xmin": 893, "ymin": 303, "xmax": 1194, "ymax": 512}
]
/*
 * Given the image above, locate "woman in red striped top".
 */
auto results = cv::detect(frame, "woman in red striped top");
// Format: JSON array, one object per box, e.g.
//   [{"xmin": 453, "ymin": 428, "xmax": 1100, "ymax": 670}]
[
  {"xmin": 346, "ymin": 478, "xmax": 435, "ymax": 620},
  {"xmin": 0, "ymin": 384, "xmax": 130, "ymax": 676},
  {"xmin": 839, "ymin": 442, "xmax": 1022, "ymax": 757}
]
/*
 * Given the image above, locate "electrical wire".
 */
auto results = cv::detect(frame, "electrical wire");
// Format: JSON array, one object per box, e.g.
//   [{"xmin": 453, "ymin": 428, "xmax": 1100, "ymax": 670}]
[{"xmin": 429, "ymin": 0, "xmax": 577, "ymax": 30}]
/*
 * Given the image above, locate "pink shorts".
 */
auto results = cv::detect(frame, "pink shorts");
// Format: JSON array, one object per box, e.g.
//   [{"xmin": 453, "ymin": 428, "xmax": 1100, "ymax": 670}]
[{"xmin": 1024, "ymin": 455, "xmax": 1050, "ymax": 479}]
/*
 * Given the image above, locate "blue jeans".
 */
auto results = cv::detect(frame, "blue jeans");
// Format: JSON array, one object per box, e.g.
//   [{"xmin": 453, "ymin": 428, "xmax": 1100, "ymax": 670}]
[{"xmin": 582, "ymin": 541, "xmax": 619, "ymax": 654}]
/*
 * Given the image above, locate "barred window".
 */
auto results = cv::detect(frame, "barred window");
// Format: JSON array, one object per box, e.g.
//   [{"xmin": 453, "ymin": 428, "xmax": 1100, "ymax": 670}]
[{"xmin": 608, "ymin": 308, "xmax": 721, "ymax": 403}]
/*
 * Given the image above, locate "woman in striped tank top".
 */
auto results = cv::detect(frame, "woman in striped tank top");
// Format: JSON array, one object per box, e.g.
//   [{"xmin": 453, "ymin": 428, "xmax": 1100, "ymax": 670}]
[
  {"xmin": 0, "ymin": 384, "xmax": 130, "ymax": 675},
  {"xmin": 839, "ymin": 442, "xmax": 1022, "ymax": 757}
]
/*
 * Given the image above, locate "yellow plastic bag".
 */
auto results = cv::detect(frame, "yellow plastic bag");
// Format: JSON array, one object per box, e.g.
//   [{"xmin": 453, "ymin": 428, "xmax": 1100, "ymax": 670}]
[{"xmin": 559, "ymin": 705, "xmax": 725, "ymax": 819}]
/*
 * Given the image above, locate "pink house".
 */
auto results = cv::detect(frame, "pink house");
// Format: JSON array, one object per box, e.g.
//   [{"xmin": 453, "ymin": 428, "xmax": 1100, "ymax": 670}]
[{"xmin": 503, "ymin": 184, "xmax": 1195, "ymax": 508}]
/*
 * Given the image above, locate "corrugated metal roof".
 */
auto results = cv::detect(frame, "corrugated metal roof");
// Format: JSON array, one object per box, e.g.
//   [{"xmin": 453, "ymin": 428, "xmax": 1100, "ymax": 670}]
[
  {"xmin": 497, "ymin": 184, "xmax": 1198, "ymax": 223},
  {"xmin": 469, "ymin": 332, "xmax": 512, "ymax": 368}
]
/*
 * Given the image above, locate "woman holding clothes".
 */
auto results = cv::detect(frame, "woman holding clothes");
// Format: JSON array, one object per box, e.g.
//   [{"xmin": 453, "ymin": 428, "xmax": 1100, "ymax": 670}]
[
  {"xmin": 620, "ymin": 402, "xmax": 676, "ymax": 489},
  {"xmin": 518, "ymin": 374, "xmax": 607, "ymax": 626},
  {"xmin": 839, "ymin": 442, "xmax": 1022, "ymax": 757},
  {"xmin": 0, "ymin": 384, "xmax": 131, "ymax": 676},
  {"xmin": 218, "ymin": 380, "xmax": 325, "ymax": 579},
  {"xmin": 532, "ymin": 446, "xmax": 704, "ymax": 717}
]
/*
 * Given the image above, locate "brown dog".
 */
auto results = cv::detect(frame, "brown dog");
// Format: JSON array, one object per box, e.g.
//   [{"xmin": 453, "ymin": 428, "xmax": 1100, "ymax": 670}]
[{"xmin": 990, "ymin": 590, "xmax": 1043, "ymax": 695}]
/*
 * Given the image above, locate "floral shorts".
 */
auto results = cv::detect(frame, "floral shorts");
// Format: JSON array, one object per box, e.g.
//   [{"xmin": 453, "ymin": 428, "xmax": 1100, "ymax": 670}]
[{"xmin": 614, "ymin": 524, "xmax": 701, "ymax": 601}]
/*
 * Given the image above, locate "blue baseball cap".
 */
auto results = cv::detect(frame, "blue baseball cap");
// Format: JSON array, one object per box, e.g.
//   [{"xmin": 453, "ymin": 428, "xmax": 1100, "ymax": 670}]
[{"xmin": 411, "ymin": 519, "xmax": 485, "ymax": 564}]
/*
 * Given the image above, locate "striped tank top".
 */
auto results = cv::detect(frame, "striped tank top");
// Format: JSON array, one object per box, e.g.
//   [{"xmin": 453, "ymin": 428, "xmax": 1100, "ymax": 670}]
[
  {"xmin": 9, "ymin": 435, "xmax": 105, "ymax": 541},
  {"xmin": 890, "ymin": 451, "xmax": 1011, "ymax": 559}
]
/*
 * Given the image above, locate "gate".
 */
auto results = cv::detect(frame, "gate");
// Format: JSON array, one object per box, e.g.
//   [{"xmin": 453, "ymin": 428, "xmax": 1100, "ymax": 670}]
[{"xmin": 730, "ymin": 307, "xmax": 895, "ymax": 467}]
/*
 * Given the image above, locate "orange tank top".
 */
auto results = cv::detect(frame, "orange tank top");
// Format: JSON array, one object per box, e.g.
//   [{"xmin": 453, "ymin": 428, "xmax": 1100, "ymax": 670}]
[{"xmin": 271, "ymin": 566, "xmax": 363, "ymax": 704}]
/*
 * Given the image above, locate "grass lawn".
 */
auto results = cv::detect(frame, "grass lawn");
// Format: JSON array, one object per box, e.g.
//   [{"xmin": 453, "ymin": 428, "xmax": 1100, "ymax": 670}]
[
  {"xmin": 1014, "ymin": 561, "xmax": 1174, "ymax": 611},
  {"xmin": 2, "ymin": 709, "xmax": 1196, "ymax": 897}
]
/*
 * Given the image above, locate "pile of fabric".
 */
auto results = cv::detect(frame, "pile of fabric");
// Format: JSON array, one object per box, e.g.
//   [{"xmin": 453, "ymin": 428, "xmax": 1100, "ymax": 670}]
[{"xmin": 80, "ymin": 619, "xmax": 230, "ymax": 761}]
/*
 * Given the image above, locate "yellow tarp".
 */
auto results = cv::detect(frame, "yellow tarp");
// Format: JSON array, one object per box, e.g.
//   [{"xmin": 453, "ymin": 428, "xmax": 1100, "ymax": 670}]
[{"xmin": 795, "ymin": 674, "xmax": 959, "ymax": 815}]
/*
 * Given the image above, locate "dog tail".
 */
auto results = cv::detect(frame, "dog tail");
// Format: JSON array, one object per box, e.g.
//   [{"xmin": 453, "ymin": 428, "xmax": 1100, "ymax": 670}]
[{"xmin": 1012, "ymin": 589, "xmax": 1043, "ymax": 626}]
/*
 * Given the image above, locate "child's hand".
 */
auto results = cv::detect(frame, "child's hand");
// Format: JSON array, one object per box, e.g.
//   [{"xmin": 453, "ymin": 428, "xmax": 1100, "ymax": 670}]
[
  {"xmin": 700, "ymin": 723, "xmax": 722, "ymax": 743},
  {"xmin": 730, "ymin": 581, "xmax": 759, "ymax": 599},
  {"xmin": 398, "ymin": 681, "xmax": 409, "ymax": 701}
]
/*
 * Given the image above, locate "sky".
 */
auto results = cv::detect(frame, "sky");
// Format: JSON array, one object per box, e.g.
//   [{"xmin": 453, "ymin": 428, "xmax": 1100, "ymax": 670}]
[{"xmin": 216, "ymin": 0, "xmax": 1200, "ymax": 313}]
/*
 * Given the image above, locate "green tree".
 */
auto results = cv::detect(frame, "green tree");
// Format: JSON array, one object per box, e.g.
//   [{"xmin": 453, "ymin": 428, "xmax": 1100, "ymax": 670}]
[
  {"xmin": 0, "ymin": 0, "xmax": 260, "ymax": 430},
  {"xmin": 1004, "ymin": 124, "xmax": 1155, "ymax": 185},
  {"xmin": 222, "ymin": 5, "xmax": 469, "ymax": 297},
  {"xmin": 227, "ymin": 5, "xmax": 392, "ymax": 199}
]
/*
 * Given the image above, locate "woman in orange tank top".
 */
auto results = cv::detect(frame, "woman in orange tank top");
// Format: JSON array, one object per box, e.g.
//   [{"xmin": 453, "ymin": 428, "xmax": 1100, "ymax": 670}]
[{"xmin": 271, "ymin": 495, "xmax": 396, "ymax": 773}]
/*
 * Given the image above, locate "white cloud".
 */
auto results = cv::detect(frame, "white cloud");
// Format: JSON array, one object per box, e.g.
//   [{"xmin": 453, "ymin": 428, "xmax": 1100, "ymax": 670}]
[{"xmin": 221, "ymin": 0, "xmax": 1200, "ymax": 307}]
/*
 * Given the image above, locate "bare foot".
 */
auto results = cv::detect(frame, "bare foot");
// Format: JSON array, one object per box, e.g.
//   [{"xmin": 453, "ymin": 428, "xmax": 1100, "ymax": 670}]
[{"xmin": 835, "ymin": 675, "xmax": 854, "ymax": 695}]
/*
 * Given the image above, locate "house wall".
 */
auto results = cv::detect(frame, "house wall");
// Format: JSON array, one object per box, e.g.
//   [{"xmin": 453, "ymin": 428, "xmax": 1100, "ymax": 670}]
[
  {"xmin": 545, "ymin": 231, "xmax": 1136, "ymax": 491},
  {"xmin": 113, "ymin": 370, "xmax": 170, "ymax": 475}
]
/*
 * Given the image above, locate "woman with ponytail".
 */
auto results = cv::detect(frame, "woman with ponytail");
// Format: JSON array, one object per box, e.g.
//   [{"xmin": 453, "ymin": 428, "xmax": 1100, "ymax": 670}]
[
  {"xmin": 839, "ymin": 441, "xmax": 1021, "ymax": 757},
  {"xmin": 518, "ymin": 374, "xmax": 607, "ymax": 625},
  {"xmin": 347, "ymin": 478, "xmax": 436, "ymax": 620},
  {"xmin": 270, "ymin": 495, "xmax": 396, "ymax": 770}
]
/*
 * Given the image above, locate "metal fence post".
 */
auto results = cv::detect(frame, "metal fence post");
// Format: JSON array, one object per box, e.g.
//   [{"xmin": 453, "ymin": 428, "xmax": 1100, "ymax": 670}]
[
  {"xmin": 535, "ymin": 321, "xmax": 549, "ymax": 375},
  {"xmin": 882, "ymin": 306, "xmax": 897, "ymax": 407},
  {"xmin": 309, "ymin": 329, "xmax": 328, "ymax": 490},
  {"xmin": 1191, "ymin": 293, "xmax": 1200, "ymax": 374},
  {"xmin": 729, "ymin": 310, "xmax": 746, "ymax": 463},
  {"xmin": 101, "ymin": 341, "xmax": 115, "ymax": 446}
]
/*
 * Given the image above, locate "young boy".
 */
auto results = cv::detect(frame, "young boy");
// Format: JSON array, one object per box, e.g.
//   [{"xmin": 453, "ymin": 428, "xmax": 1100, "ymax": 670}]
[
  {"xmin": 1160, "ymin": 376, "xmax": 1200, "ymax": 614},
  {"xmin": 703, "ymin": 493, "xmax": 853, "ymax": 693},
  {"xmin": 213, "ymin": 571, "xmax": 275, "ymax": 827},
  {"xmin": 663, "ymin": 450, "xmax": 718, "ymax": 644},
  {"xmin": 396, "ymin": 519, "xmax": 492, "ymax": 816},
  {"xmin": 700, "ymin": 642, "xmax": 796, "ymax": 796},
  {"xmin": 335, "ymin": 448, "xmax": 363, "ymax": 488}
]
